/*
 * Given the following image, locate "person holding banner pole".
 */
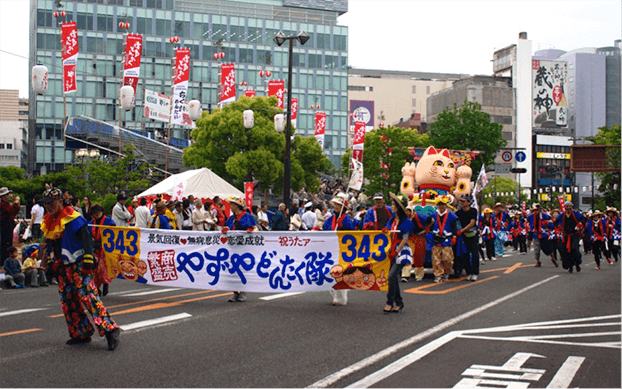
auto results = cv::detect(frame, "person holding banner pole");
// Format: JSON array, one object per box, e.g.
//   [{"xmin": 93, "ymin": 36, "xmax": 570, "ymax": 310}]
[
  {"xmin": 384, "ymin": 193, "xmax": 414, "ymax": 313},
  {"xmin": 325, "ymin": 193, "xmax": 355, "ymax": 306},
  {"xmin": 223, "ymin": 196, "xmax": 257, "ymax": 303}
]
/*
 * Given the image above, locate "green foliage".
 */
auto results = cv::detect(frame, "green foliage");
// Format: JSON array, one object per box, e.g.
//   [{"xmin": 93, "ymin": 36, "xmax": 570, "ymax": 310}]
[
  {"xmin": 184, "ymin": 96, "xmax": 332, "ymax": 194},
  {"xmin": 429, "ymin": 100, "xmax": 507, "ymax": 172},
  {"xmin": 100, "ymin": 193, "xmax": 118, "ymax": 215},
  {"xmin": 588, "ymin": 124, "xmax": 621, "ymax": 209},
  {"xmin": 340, "ymin": 126, "xmax": 430, "ymax": 197},
  {"xmin": 478, "ymin": 176, "xmax": 529, "ymax": 207}
]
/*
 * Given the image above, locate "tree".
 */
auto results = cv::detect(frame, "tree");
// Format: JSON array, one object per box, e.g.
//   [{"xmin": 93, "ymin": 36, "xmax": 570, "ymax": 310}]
[
  {"xmin": 588, "ymin": 124, "xmax": 621, "ymax": 209},
  {"xmin": 341, "ymin": 126, "xmax": 430, "ymax": 197},
  {"xmin": 429, "ymin": 100, "xmax": 507, "ymax": 173},
  {"xmin": 478, "ymin": 176, "xmax": 529, "ymax": 208},
  {"xmin": 184, "ymin": 96, "xmax": 332, "ymax": 194}
]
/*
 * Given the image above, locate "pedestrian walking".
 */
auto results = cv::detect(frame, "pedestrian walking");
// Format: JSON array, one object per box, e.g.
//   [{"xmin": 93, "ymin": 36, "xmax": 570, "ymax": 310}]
[
  {"xmin": 456, "ymin": 195, "xmax": 480, "ymax": 281},
  {"xmin": 556, "ymin": 202, "xmax": 585, "ymax": 273}
]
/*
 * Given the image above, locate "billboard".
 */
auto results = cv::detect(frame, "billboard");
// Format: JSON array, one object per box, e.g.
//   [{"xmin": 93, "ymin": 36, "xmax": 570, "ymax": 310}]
[
  {"xmin": 532, "ymin": 60, "xmax": 568, "ymax": 129},
  {"xmin": 349, "ymin": 100, "xmax": 374, "ymax": 132}
]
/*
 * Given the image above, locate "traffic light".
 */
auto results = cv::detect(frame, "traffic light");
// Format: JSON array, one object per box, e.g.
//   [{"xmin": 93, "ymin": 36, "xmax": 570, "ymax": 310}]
[{"xmin": 511, "ymin": 168, "xmax": 527, "ymax": 174}]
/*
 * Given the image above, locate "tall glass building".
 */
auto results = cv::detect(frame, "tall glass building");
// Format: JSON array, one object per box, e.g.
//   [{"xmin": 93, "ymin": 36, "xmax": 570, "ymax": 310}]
[{"xmin": 28, "ymin": 0, "xmax": 349, "ymax": 175}]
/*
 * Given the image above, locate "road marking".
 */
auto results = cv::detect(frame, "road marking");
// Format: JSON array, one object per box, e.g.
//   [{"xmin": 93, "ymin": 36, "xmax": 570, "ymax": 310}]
[
  {"xmin": 260, "ymin": 292, "xmax": 305, "ymax": 300},
  {"xmin": 111, "ymin": 292, "xmax": 231, "ymax": 315},
  {"xmin": 404, "ymin": 276, "xmax": 499, "ymax": 294},
  {"xmin": 504, "ymin": 262, "xmax": 522, "ymax": 274},
  {"xmin": 307, "ymin": 275, "xmax": 560, "ymax": 388},
  {"xmin": 546, "ymin": 356, "xmax": 585, "ymax": 388},
  {"xmin": 107, "ymin": 288, "xmax": 150, "ymax": 296},
  {"xmin": 0, "ymin": 328, "xmax": 42, "ymax": 337},
  {"xmin": 123, "ymin": 288, "xmax": 182, "ymax": 297},
  {"xmin": 0, "ymin": 308, "xmax": 48, "ymax": 318},
  {"xmin": 120, "ymin": 313, "xmax": 192, "ymax": 331}
]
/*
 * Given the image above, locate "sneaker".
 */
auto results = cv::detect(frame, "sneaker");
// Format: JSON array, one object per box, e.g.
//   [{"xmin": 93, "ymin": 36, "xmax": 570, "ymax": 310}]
[
  {"xmin": 105, "ymin": 328, "xmax": 120, "ymax": 351},
  {"xmin": 400, "ymin": 277, "xmax": 409, "ymax": 283},
  {"xmin": 442, "ymin": 275, "xmax": 449, "ymax": 282},
  {"xmin": 237, "ymin": 292, "xmax": 247, "ymax": 302},
  {"xmin": 434, "ymin": 277, "xmax": 442, "ymax": 283},
  {"xmin": 51, "ymin": 279, "xmax": 58, "ymax": 285},
  {"xmin": 606, "ymin": 258, "xmax": 613, "ymax": 265},
  {"xmin": 228, "ymin": 292, "xmax": 239, "ymax": 302},
  {"xmin": 66, "ymin": 337, "xmax": 91, "ymax": 345},
  {"xmin": 471, "ymin": 275, "xmax": 478, "ymax": 281},
  {"xmin": 465, "ymin": 275, "xmax": 473, "ymax": 281},
  {"xmin": 491, "ymin": 257, "xmax": 497, "ymax": 261},
  {"xmin": 595, "ymin": 265, "xmax": 600, "ymax": 270},
  {"xmin": 415, "ymin": 277, "xmax": 423, "ymax": 282}
]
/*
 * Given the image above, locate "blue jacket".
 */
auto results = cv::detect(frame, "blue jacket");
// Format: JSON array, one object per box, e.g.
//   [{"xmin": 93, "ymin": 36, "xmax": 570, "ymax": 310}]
[
  {"xmin": 426, "ymin": 211, "xmax": 458, "ymax": 247},
  {"xmin": 527, "ymin": 212, "xmax": 552, "ymax": 239},
  {"xmin": 3, "ymin": 258, "xmax": 22, "ymax": 276},
  {"xmin": 226, "ymin": 211, "xmax": 256, "ymax": 230},
  {"xmin": 324, "ymin": 213, "xmax": 355, "ymax": 231},
  {"xmin": 270, "ymin": 210, "xmax": 289, "ymax": 231}
]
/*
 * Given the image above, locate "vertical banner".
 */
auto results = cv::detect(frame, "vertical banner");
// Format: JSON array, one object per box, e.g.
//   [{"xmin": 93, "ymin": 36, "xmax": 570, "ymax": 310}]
[
  {"xmin": 557, "ymin": 195, "xmax": 566, "ymax": 210},
  {"xmin": 123, "ymin": 34, "xmax": 143, "ymax": 92},
  {"xmin": 349, "ymin": 158, "xmax": 364, "ymax": 191},
  {"xmin": 219, "ymin": 63, "xmax": 236, "ymax": 106},
  {"xmin": 173, "ymin": 179, "xmax": 187, "ymax": 201},
  {"xmin": 380, "ymin": 134, "xmax": 391, "ymax": 179},
  {"xmin": 352, "ymin": 120, "xmax": 366, "ymax": 166},
  {"xmin": 245, "ymin": 89, "xmax": 256, "ymax": 98},
  {"xmin": 473, "ymin": 164, "xmax": 489, "ymax": 195},
  {"xmin": 245, "ymin": 182, "xmax": 254, "ymax": 209},
  {"xmin": 172, "ymin": 48, "xmax": 192, "ymax": 126},
  {"xmin": 268, "ymin": 80, "xmax": 285, "ymax": 109},
  {"xmin": 314, "ymin": 111, "xmax": 326, "ymax": 150},
  {"xmin": 61, "ymin": 22, "xmax": 79, "ymax": 94},
  {"xmin": 532, "ymin": 60, "xmax": 568, "ymax": 128},
  {"xmin": 291, "ymin": 97, "xmax": 298, "ymax": 128}
]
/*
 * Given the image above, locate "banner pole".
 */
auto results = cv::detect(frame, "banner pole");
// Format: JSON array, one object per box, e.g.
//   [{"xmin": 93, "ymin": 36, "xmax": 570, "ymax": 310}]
[
  {"xmin": 118, "ymin": 32, "xmax": 126, "ymax": 153},
  {"xmin": 165, "ymin": 48, "xmax": 175, "ymax": 175}
]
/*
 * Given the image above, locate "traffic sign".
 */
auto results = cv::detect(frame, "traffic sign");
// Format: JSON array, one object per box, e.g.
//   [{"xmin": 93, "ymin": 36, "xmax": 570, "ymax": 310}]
[
  {"xmin": 501, "ymin": 151, "xmax": 512, "ymax": 162},
  {"xmin": 515, "ymin": 151, "xmax": 526, "ymax": 162},
  {"xmin": 511, "ymin": 167, "xmax": 527, "ymax": 174}
]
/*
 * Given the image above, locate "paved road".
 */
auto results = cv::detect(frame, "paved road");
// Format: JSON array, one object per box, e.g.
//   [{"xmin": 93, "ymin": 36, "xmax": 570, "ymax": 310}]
[{"xmin": 1, "ymin": 248, "xmax": 619, "ymax": 388}]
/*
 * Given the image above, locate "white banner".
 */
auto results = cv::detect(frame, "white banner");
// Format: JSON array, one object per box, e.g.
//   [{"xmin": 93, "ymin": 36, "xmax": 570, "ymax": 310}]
[
  {"xmin": 144, "ymin": 89, "xmax": 171, "ymax": 123},
  {"xmin": 172, "ymin": 81, "xmax": 191, "ymax": 126},
  {"xmin": 349, "ymin": 158, "xmax": 363, "ymax": 191},
  {"xmin": 100, "ymin": 228, "xmax": 393, "ymax": 293}
]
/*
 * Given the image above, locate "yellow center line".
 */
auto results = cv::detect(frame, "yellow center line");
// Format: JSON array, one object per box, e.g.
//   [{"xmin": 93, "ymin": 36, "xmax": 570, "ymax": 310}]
[
  {"xmin": 47, "ymin": 289, "xmax": 217, "ymax": 318},
  {"xmin": 404, "ymin": 276, "xmax": 499, "ymax": 294},
  {"xmin": 0, "ymin": 328, "xmax": 42, "ymax": 337},
  {"xmin": 110, "ymin": 292, "xmax": 232, "ymax": 315},
  {"xmin": 504, "ymin": 262, "xmax": 523, "ymax": 274}
]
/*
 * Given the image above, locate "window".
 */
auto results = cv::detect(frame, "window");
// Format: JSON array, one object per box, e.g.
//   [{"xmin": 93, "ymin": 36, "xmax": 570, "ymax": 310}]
[
  {"xmin": 0, "ymin": 144, "xmax": 4, "ymax": 149},
  {"xmin": 412, "ymin": 85, "xmax": 416, "ymax": 94},
  {"xmin": 348, "ymin": 85, "xmax": 365, "ymax": 91},
  {"xmin": 412, "ymin": 98, "xmax": 416, "ymax": 107},
  {"xmin": 6, "ymin": 144, "xmax": 13, "ymax": 150},
  {"xmin": 426, "ymin": 86, "xmax": 430, "ymax": 94}
]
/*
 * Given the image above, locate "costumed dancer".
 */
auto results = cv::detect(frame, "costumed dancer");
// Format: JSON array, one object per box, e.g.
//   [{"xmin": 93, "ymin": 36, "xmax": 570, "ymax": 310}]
[
  {"xmin": 548, "ymin": 209, "xmax": 562, "ymax": 264},
  {"xmin": 556, "ymin": 202, "xmax": 585, "ymax": 273},
  {"xmin": 402, "ymin": 204, "xmax": 433, "ymax": 282},
  {"xmin": 148, "ymin": 201, "xmax": 173, "ymax": 229},
  {"xmin": 526, "ymin": 203, "xmax": 556, "ymax": 267},
  {"xmin": 479, "ymin": 209, "xmax": 495, "ymax": 261},
  {"xmin": 492, "ymin": 202, "xmax": 509, "ymax": 257},
  {"xmin": 426, "ymin": 195, "xmax": 458, "ymax": 283},
  {"xmin": 222, "ymin": 196, "xmax": 257, "ymax": 303},
  {"xmin": 89, "ymin": 204, "xmax": 116, "ymax": 296},
  {"xmin": 383, "ymin": 193, "xmax": 415, "ymax": 313},
  {"xmin": 40, "ymin": 186, "xmax": 120, "ymax": 350},
  {"xmin": 363, "ymin": 192, "xmax": 393, "ymax": 230},
  {"xmin": 605, "ymin": 207, "xmax": 620, "ymax": 263},
  {"xmin": 325, "ymin": 193, "xmax": 355, "ymax": 306},
  {"xmin": 587, "ymin": 210, "xmax": 608, "ymax": 269}
]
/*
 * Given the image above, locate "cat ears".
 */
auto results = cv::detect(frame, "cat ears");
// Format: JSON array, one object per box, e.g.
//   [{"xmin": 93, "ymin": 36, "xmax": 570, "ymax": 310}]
[
  {"xmin": 346, "ymin": 263, "xmax": 373, "ymax": 270},
  {"xmin": 426, "ymin": 146, "xmax": 451, "ymax": 159}
]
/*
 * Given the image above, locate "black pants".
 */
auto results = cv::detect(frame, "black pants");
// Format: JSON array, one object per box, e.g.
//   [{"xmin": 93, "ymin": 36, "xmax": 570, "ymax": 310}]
[
  {"xmin": 592, "ymin": 240, "xmax": 607, "ymax": 266},
  {"xmin": 459, "ymin": 236, "xmax": 480, "ymax": 275},
  {"xmin": 484, "ymin": 239, "xmax": 495, "ymax": 260},
  {"xmin": 609, "ymin": 242, "xmax": 620, "ymax": 262},
  {"xmin": 559, "ymin": 234, "xmax": 582, "ymax": 270},
  {"xmin": 516, "ymin": 235, "xmax": 527, "ymax": 253}
]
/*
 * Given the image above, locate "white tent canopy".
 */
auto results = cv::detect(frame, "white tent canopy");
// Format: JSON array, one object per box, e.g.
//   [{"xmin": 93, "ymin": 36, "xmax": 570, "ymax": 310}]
[{"xmin": 137, "ymin": 168, "xmax": 243, "ymax": 200}]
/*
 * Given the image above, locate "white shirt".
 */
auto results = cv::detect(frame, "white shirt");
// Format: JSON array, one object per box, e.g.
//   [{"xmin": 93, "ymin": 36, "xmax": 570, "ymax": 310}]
[
  {"xmin": 112, "ymin": 202, "xmax": 132, "ymax": 227},
  {"xmin": 301, "ymin": 210, "xmax": 317, "ymax": 230},
  {"xmin": 31, "ymin": 204, "xmax": 44, "ymax": 224},
  {"xmin": 134, "ymin": 205, "xmax": 151, "ymax": 229}
]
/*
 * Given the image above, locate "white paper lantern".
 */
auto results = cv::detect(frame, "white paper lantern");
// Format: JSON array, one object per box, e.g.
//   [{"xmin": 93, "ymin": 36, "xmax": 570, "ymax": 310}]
[
  {"xmin": 243, "ymin": 109, "xmax": 254, "ymax": 129},
  {"xmin": 32, "ymin": 64, "xmax": 48, "ymax": 95},
  {"xmin": 188, "ymin": 99, "xmax": 202, "ymax": 121},
  {"xmin": 274, "ymin": 114, "xmax": 284, "ymax": 133},
  {"xmin": 120, "ymin": 85, "xmax": 134, "ymax": 111}
]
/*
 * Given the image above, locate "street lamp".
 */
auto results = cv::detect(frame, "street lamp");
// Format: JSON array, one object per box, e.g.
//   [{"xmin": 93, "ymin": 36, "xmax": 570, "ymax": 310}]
[{"xmin": 273, "ymin": 30, "xmax": 309, "ymax": 207}]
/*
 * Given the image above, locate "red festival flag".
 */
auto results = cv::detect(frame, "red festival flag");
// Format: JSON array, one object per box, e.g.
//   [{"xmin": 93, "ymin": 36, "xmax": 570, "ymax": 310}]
[
  {"xmin": 291, "ymin": 97, "xmax": 298, "ymax": 127},
  {"xmin": 123, "ymin": 34, "xmax": 143, "ymax": 91},
  {"xmin": 61, "ymin": 22, "xmax": 78, "ymax": 94},
  {"xmin": 268, "ymin": 80, "xmax": 285, "ymax": 109},
  {"xmin": 315, "ymin": 111, "xmax": 326, "ymax": 150},
  {"xmin": 219, "ymin": 63, "xmax": 236, "ymax": 105},
  {"xmin": 352, "ymin": 121, "xmax": 366, "ymax": 165},
  {"xmin": 245, "ymin": 89, "xmax": 256, "ymax": 98},
  {"xmin": 172, "ymin": 48, "xmax": 191, "ymax": 126},
  {"xmin": 245, "ymin": 182, "xmax": 254, "ymax": 209}
]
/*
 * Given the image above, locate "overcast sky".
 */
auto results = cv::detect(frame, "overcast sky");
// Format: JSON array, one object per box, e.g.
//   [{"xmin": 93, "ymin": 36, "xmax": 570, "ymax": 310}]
[{"xmin": 1, "ymin": 0, "xmax": 620, "ymax": 98}]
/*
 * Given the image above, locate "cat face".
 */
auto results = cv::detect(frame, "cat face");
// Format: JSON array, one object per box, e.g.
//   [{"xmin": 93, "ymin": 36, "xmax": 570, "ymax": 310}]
[
  {"xmin": 343, "ymin": 266, "xmax": 376, "ymax": 290},
  {"xmin": 415, "ymin": 146, "xmax": 455, "ymax": 187}
]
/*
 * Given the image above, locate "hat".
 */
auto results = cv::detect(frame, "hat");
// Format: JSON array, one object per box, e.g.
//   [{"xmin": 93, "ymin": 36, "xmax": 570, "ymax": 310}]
[
  {"xmin": 155, "ymin": 201, "xmax": 167, "ymax": 210},
  {"xmin": 564, "ymin": 201, "xmax": 574, "ymax": 207},
  {"xmin": 606, "ymin": 206, "xmax": 618, "ymax": 214},
  {"xmin": 592, "ymin": 210, "xmax": 603, "ymax": 216},
  {"xmin": 373, "ymin": 192, "xmax": 384, "ymax": 200},
  {"xmin": 389, "ymin": 192, "xmax": 408, "ymax": 213},
  {"xmin": 227, "ymin": 196, "xmax": 245, "ymax": 208},
  {"xmin": 117, "ymin": 193, "xmax": 128, "ymax": 201},
  {"xmin": 330, "ymin": 192, "xmax": 349, "ymax": 208},
  {"xmin": 494, "ymin": 202, "xmax": 505, "ymax": 209},
  {"xmin": 483, "ymin": 208, "xmax": 494, "ymax": 214},
  {"xmin": 304, "ymin": 201, "xmax": 313, "ymax": 209},
  {"xmin": 435, "ymin": 195, "xmax": 451, "ymax": 205},
  {"xmin": 531, "ymin": 203, "xmax": 541, "ymax": 210},
  {"xmin": 0, "ymin": 187, "xmax": 12, "ymax": 196},
  {"xmin": 41, "ymin": 187, "xmax": 63, "ymax": 203}
]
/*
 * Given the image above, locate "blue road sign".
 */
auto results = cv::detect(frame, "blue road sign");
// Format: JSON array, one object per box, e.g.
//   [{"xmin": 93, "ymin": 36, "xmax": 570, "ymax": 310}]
[{"xmin": 515, "ymin": 151, "xmax": 526, "ymax": 163}]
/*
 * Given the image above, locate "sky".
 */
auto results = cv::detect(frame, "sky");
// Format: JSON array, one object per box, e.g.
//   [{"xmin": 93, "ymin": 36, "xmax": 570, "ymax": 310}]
[{"xmin": 0, "ymin": 0, "xmax": 620, "ymax": 98}]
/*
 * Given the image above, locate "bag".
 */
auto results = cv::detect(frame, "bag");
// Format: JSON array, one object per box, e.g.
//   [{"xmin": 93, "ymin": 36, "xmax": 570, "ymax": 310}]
[
  {"xmin": 464, "ymin": 227, "xmax": 477, "ymax": 238},
  {"xmin": 432, "ymin": 235, "xmax": 447, "ymax": 245},
  {"xmin": 22, "ymin": 225, "xmax": 32, "ymax": 240},
  {"xmin": 496, "ymin": 231, "xmax": 509, "ymax": 243}
]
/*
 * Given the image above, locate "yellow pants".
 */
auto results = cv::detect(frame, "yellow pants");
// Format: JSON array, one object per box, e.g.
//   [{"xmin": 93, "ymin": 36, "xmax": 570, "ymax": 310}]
[{"xmin": 432, "ymin": 246, "xmax": 454, "ymax": 277}]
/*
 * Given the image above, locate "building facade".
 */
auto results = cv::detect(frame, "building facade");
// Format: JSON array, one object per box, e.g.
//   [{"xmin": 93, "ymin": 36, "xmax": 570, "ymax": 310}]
[
  {"xmin": 0, "ymin": 90, "xmax": 29, "ymax": 169},
  {"xmin": 29, "ymin": 0, "xmax": 350, "ymax": 174}
]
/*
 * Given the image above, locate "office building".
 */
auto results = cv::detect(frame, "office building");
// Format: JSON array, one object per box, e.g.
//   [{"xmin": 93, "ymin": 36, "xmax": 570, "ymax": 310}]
[{"xmin": 0, "ymin": 90, "xmax": 29, "ymax": 169}]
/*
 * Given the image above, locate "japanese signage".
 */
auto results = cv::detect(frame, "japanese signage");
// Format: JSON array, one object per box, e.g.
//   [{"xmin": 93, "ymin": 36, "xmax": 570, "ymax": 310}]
[
  {"xmin": 349, "ymin": 158, "xmax": 364, "ymax": 191},
  {"xmin": 172, "ymin": 48, "xmax": 192, "ymax": 126},
  {"xmin": 350, "ymin": 100, "xmax": 374, "ymax": 132},
  {"xmin": 268, "ymin": 80, "xmax": 285, "ymax": 109},
  {"xmin": 291, "ymin": 97, "xmax": 298, "ymax": 128},
  {"xmin": 245, "ymin": 89, "xmax": 256, "ymax": 98},
  {"xmin": 100, "ymin": 227, "xmax": 392, "ymax": 293},
  {"xmin": 532, "ymin": 60, "xmax": 568, "ymax": 128},
  {"xmin": 536, "ymin": 152, "xmax": 571, "ymax": 160},
  {"xmin": 352, "ymin": 120, "xmax": 366, "ymax": 164},
  {"xmin": 245, "ymin": 182, "xmax": 254, "ymax": 209},
  {"xmin": 123, "ymin": 34, "xmax": 143, "ymax": 92},
  {"xmin": 219, "ymin": 63, "xmax": 236, "ymax": 105},
  {"xmin": 144, "ymin": 89, "xmax": 171, "ymax": 123},
  {"xmin": 314, "ymin": 111, "xmax": 326, "ymax": 150},
  {"xmin": 61, "ymin": 22, "xmax": 79, "ymax": 94}
]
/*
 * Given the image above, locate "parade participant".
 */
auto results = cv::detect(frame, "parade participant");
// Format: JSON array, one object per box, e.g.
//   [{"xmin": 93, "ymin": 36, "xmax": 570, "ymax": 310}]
[
  {"xmin": 403, "ymin": 204, "xmax": 434, "ymax": 282},
  {"xmin": 165, "ymin": 201, "xmax": 178, "ymax": 229},
  {"xmin": 582, "ymin": 211, "xmax": 593, "ymax": 255},
  {"xmin": 363, "ymin": 192, "xmax": 393, "ymax": 230},
  {"xmin": 210, "ymin": 196, "xmax": 226, "ymax": 231},
  {"xmin": 148, "ymin": 201, "xmax": 173, "ymax": 229},
  {"xmin": 325, "ymin": 193, "xmax": 355, "ymax": 306},
  {"xmin": 605, "ymin": 207, "xmax": 620, "ymax": 263},
  {"xmin": 509, "ymin": 213, "xmax": 528, "ymax": 255},
  {"xmin": 526, "ymin": 204, "xmax": 556, "ymax": 267},
  {"xmin": 456, "ymin": 195, "xmax": 480, "ymax": 281},
  {"xmin": 427, "ymin": 196, "xmax": 458, "ymax": 283},
  {"xmin": 492, "ymin": 202, "xmax": 509, "ymax": 256},
  {"xmin": 134, "ymin": 198, "xmax": 152, "ymax": 229},
  {"xmin": 89, "ymin": 204, "xmax": 116, "ymax": 296},
  {"xmin": 112, "ymin": 193, "xmax": 132, "ymax": 227},
  {"xmin": 383, "ymin": 193, "xmax": 414, "ymax": 313},
  {"xmin": 548, "ymin": 209, "xmax": 563, "ymax": 265},
  {"xmin": 0, "ymin": 187, "xmax": 20, "ymax": 266},
  {"xmin": 40, "ymin": 187, "xmax": 120, "ymax": 350},
  {"xmin": 223, "ymin": 196, "xmax": 257, "ymax": 303},
  {"xmin": 587, "ymin": 210, "xmax": 609, "ymax": 269},
  {"xmin": 479, "ymin": 208, "xmax": 495, "ymax": 261},
  {"xmin": 556, "ymin": 202, "xmax": 585, "ymax": 273}
]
